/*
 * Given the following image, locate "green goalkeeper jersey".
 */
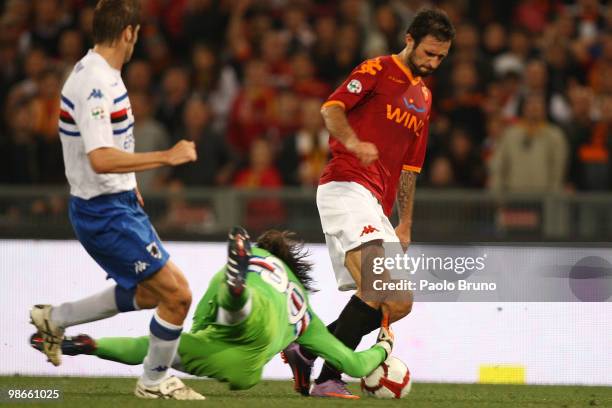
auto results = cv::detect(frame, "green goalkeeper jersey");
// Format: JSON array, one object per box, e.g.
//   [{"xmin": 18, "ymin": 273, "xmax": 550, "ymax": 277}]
[
  {"xmin": 181, "ymin": 246, "xmax": 387, "ymax": 381},
  {"xmin": 93, "ymin": 246, "xmax": 387, "ymax": 389}
]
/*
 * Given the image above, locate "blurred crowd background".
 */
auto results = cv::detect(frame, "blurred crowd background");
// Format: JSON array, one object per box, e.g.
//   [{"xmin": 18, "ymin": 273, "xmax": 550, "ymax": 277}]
[{"xmin": 1, "ymin": 0, "xmax": 612, "ymax": 238}]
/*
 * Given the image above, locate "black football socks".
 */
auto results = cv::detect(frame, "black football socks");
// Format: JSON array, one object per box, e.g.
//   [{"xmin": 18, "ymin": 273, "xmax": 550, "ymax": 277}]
[{"xmin": 315, "ymin": 295, "xmax": 382, "ymax": 384}]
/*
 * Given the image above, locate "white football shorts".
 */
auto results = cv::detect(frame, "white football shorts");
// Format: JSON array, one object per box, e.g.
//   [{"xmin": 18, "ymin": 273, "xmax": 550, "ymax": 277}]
[{"xmin": 316, "ymin": 181, "xmax": 398, "ymax": 291}]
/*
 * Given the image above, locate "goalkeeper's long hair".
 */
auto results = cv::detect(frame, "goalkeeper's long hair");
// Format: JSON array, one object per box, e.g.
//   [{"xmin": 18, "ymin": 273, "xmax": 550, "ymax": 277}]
[{"xmin": 256, "ymin": 230, "xmax": 316, "ymax": 292}]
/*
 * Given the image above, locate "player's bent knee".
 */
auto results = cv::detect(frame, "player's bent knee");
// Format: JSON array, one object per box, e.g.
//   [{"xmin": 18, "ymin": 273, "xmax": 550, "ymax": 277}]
[
  {"xmin": 397, "ymin": 299, "xmax": 413, "ymax": 317},
  {"xmin": 387, "ymin": 297, "xmax": 413, "ymax": 322},
  {"xmin": 135, "ymin": 286, "xmax": 159, "ymax": 309},
  {"xmin": 178, "ymin": 288, "xmax": 192, "ymax": 311},
  {"xmin": 166, "ymin": 289, "xmax": 191, "ymax": 316},
  {"xmin": 156, "ymin": 285, "xmax": 191, "ymax": 318},
  {"xmin": 136, "ymin": 297, "xmax": 158, "ymax": 310}
]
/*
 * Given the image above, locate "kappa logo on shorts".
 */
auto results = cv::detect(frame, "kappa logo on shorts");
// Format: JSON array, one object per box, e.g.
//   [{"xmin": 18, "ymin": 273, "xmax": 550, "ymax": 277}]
[
  {"xmin": 360, "ymin": 225, "xmax": 380, "ymax": 236},
  {"xmin": 134, "ymin": 261, "xmax": 149, "ymax": 274},
  {"xmin": 146, "ymin": 242, "xmax": 162, "ymax": 259}
]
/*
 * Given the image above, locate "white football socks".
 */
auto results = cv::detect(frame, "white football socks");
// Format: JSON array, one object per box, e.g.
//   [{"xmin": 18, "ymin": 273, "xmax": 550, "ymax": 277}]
[
  {"xmin": 50, "ymin": 286, "xmax": 120, "ymax": 328},
  {"xmin": 140, "ymin": 310, "xmax": 183, "ymax": 386}
]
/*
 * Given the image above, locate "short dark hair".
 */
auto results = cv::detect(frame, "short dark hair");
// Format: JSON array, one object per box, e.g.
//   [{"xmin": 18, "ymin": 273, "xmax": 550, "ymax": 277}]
[
  {"xmin": 92, "ymin": 0, "xmax": 141, "ymax": 45},
  {"xmin": 407, "ymin": 8, "xmax": 455, "ymax": 46}
]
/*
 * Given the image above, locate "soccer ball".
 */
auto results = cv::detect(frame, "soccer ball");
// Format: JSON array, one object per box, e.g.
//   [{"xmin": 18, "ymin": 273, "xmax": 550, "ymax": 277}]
[{"xmin": 360, "ymin": 356, "xmax": 412, "ymax": 399}]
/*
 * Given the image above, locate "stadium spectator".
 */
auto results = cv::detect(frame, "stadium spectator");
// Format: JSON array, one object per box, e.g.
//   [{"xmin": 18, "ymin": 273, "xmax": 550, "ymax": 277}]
[
  {"xmin": 514, "ymin": 0, "xmax": 553, "ymax": 34},
  {"xmin": 11, "ymin": 48, "xmax": 48, "ymax": 101},
  {"xmin": 334, "ymin": 23, "xmax": 364, "ymax": 81},
  {"xmin": 566, "ymin": 0, "xmax": 607, "ymax": 41},
  {"xmin": 18, "ymin": 0, "xmax": 71, "ymax": 57},
  {"xmin": 481, "ymin": 22, "xmax": 507, "ymax": 60},
  {"xmin": 1, "ymin": 0, "xmax": 612, "ymax": 199},
  {"xmin": 482, "ymin": 114, "xmax": 506, "ymax": 167},
  {"xmin": 30, "ymin": 68, "xmax": 64, "ymax": 183},
  {"xmin": 58, "ymin": 30, "xmax": 85, "ymax": 78},
  {"xmin": 571, "ymin": 92, "xmax": 612, "ymax": 191},
  {"xmin": 548, "ymin": 11, "xmax": 577, "ymax": 45},
  {"xmin": 427, "ymin": 155, "xmax": 456, "ymax": 188},
  {"xmin": 280, "ymin": 4, "xmax": 316, "ymax": 54},
  {"xmin": 269, "ymin": 90, "xmax": 301, "ymax": 140},
  {"xmin": 447, "ymin": 127, "xmax": 486, "ymax": 188},
  {"xmin": 448, "ymin": 23, "xmax": 493, "ymax": 83},
  {"xmin": 125, "ymin": 60, "xmax": 153, "ymax": 94},
  {"xmin": 226, "ymin": 0, "xmax": 262, "ymax": 64},
  {"xmin": 30, "ymin": 68, "xmax": 61, "ymax": 141},
  {"xmin": 439, "ymin": 61, "xmax": 486, "ymax": 143},
  {"xmin": 563, "ymin": 85, "xmax": 597, "ymax": 190},
  {"xmin": 337, "ymin": 0, "xmax": 368, "ymax": 27},
  {"xmin": 588, "ymin": 31, "xmax": 612, "ymax": 93},
  {"xmin": 233, "ymin": 138, "xmax": 285, "ymax": 231},
  {"xmin": 226, "ymin": 59, "xmax": 276, "ymax": 155},
  {"xmin": 311, "ymin": 15, "xmax": 340, "ymax": 82},
  {"xmin": 170, "ymin": 96, "xmax": 236, "ymax": 187},
  {"xmin": 3, "ymin": 100, "xmax": 41, "ymax": 184},
  {"xmin": 132, "ymin": 92, "xmax": 171, "ymax": 192},
  {"xmin": 543, "ymin": 39, "xmax": 582, "ymax": 100},
  {"xmin": 260, "ymin": 30, "xmax": 292, "ymax": 88},
  {"xmin": 519, "ymin": 59, "xmax": 570, "ymax": 124},
  {"xmin": 493, "ymin": 28, "xmax": 532, "ymax": 77},
  {"xmin": 156, "ymin": 66, "xmax": 191, "ymax": 141},
  {"xmin": 496, "ymin": 70, "xmax": 523, "ymax": 121},
  {"xmin": 160, "ymin": 96, "xmax": 230, "ymax": 234},
  {"xmin": 140, "ymin": 25, "xmax": 173, "ymax": 78},
  {"xmin": 278, "ymin": 97, "xmax": 329, "ymax": 186},
  {"xmin": 489, "ymin": 93, "xmax": 568, "ymax": 192},
  {"xmin": 364, "ymin": 4, "xmax": 404, "ymax": 57},
  {"xmin": 290, "ymin": 51, "xmax": 331, "ymax": 99},
  {"xmin": 190, "ymin": 43, "xmax": 239, "ymax": 133},
  {"xmin": 182, "ymin": 0, "xmax": 229, "ymax": 53},
  {"xmin": 76, "ymin": 4, "xmax": 95, "ymax": 48},
  {"xmin": 1, "ymin": 0, "xmax": 30, "ymax": 34},
  {"xmin": 233, "ymin": 138, "xmax": 283, "ymax": 189}
]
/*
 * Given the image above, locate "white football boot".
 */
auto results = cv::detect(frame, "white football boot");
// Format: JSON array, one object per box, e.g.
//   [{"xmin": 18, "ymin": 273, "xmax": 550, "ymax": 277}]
[
  {"xmin": 135, "ymin": 376, "xmax": 206, "ymax": 400},
  {"xmin": 29, "ymin": 304, "xmax": 64, "ymax": 366}
]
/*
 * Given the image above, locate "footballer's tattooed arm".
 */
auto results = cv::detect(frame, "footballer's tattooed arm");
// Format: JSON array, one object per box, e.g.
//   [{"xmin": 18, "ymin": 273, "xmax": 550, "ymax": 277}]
[{"xmin": 395, "ymin": 170, "xmax": 417, "ymax": 246}]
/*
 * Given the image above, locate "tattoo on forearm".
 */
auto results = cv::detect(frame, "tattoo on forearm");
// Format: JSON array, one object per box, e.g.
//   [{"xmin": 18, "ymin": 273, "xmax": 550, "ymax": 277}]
[{"xmin": 397, "ymin": 170, "xmax": 417, "ymax": 224}]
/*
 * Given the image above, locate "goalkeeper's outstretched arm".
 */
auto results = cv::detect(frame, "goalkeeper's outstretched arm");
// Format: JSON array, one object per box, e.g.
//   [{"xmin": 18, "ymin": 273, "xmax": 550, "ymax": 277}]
[{"xmin": 296, "ymin": 311, "xmax": 390, "ymax": 378}]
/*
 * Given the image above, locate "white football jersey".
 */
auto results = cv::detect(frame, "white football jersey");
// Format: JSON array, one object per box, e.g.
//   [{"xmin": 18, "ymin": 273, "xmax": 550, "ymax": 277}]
[{"xmin": 59, "ymin": 50, "xmax": 136, "ymax": 199}]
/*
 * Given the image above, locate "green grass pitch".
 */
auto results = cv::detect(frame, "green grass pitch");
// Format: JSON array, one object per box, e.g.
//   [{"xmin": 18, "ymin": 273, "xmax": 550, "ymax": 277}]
[{"xmin": 1, "ymin": 376, "xmax": 611, "ymax": 407}]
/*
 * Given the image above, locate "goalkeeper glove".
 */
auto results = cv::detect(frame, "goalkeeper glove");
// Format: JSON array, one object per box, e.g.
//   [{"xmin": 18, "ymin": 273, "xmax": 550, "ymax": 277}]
[{"xmin": 375, "ymin": 325, "xmax": 394, "ymax": 359}]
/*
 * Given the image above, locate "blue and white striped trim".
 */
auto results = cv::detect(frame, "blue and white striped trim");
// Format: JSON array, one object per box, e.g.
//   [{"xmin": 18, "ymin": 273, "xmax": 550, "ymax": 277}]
[
  {"xmin": 59, "ymin": 127, "xmax": 81, "ymax": 137},
  {"xmin": 150, "ymin": 312, "xmax": 183, "ymax": 341},
  {"xmin": 61, "ymin": 94, "xmax": 75, "ymax": 110},
  {"xmin": 113, "ymin": 92, "xmax": 128, "ymax": 104},
  {"xmin": 113, "ymin": 122, "xmax": 134, "ymax": 135}
]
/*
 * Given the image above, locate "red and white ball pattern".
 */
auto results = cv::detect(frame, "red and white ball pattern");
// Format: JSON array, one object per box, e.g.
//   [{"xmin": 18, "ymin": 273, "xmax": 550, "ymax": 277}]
[{"xmin": 361, "ymin": 357, "xmax": 412, "ymax": 399}]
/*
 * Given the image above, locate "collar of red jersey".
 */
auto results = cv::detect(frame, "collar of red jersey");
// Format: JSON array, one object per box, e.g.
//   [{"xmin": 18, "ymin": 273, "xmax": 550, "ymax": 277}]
[{"xmin": 391, "ymin": 54, "xmax": 421, "ymax": 86}]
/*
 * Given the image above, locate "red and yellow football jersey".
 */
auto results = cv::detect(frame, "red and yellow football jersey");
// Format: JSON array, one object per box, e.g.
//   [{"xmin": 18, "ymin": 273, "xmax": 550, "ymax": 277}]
[{"xmin": 319, "ymin": 55, "xmax": 431, "ymax": 216}]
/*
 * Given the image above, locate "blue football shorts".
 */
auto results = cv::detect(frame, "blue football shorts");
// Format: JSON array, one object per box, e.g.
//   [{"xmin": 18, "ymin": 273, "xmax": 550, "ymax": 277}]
[{"xmin": 69, "ymin": 190, "xmax": 170, "ymax": 289}]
